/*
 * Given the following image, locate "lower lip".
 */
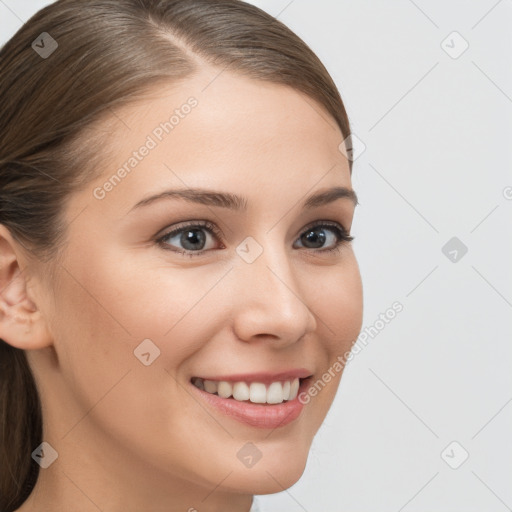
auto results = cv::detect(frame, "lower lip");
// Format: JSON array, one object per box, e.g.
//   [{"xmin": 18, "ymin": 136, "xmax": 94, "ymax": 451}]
[{"xmin": 189, "ymin": 378, "xmax": 311, "ymax": 429}]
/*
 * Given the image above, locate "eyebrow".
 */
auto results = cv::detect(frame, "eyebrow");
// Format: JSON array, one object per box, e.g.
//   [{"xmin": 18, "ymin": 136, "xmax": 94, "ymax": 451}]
[{"xmin": 129, "ymin": 185, "xmax": 358, "ymax": 213}]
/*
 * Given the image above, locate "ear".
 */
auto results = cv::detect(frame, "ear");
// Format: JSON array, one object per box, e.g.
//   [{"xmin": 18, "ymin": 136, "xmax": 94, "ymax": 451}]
[{"xmin": 0, "ymin": 224, "xmax": 53, "ymax": 350}]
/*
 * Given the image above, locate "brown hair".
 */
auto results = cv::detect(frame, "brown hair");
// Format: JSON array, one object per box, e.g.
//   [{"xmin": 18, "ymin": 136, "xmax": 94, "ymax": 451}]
[{"xmin": 0, "ymin": 0, "xmax": 352, "ymax": 509}]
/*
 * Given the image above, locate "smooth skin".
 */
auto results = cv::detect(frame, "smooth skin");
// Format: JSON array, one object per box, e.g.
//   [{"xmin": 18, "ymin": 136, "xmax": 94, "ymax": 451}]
[{"xmin": 0, "ymin": 64, "xmax": 363, "ymax": 512}]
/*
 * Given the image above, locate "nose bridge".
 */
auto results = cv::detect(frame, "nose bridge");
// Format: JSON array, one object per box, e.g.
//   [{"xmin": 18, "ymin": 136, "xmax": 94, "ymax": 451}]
[{"xmin": 231, "ymin": 236, "xmax": 316, "ymax": 344}]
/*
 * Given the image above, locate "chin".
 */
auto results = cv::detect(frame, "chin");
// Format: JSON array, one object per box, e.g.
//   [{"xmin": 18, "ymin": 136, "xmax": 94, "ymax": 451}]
[{"xmin": 217, "ymin": 439, "xmax": 311, "ymax": 495}]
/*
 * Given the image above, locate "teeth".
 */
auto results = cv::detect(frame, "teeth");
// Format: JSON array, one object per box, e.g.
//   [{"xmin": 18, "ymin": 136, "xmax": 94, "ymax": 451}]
[
  {"xmin": 282, "ymin": 380, "xmax": 291, "ymax": 400},
  {"xmin": 266, "ymin": 382, "xmax": 283, "ymax": 404},
  {"xmin": 204, "ymin": 380, "xmax": 218, "ymax": 394},
  {"xmin": 217, "ymin": 381, "xmax": 232, "ymax": 399},
  {"xmin": 233, "ymin": 382, "xmax": 250, "ymax": 401},
  {"xmin": 193, "ymin": 377, "xmax": 302, "ymax": 404},
  {"xmin": 191, "ymin": 377, "xmax": 204, "ymax": 391},
  {"xmin": 249, "ymin": 383, "xmax": 267, "ymax": 403},
  {"xmin": 289, "ymin": 378, "xmax": 300, "ymax": 400}
]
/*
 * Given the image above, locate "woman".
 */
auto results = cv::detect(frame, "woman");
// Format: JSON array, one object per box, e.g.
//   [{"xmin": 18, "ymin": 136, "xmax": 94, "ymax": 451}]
[{"xmin": 0, "ymin": 1, "xmax": 363, "ymax": 511}]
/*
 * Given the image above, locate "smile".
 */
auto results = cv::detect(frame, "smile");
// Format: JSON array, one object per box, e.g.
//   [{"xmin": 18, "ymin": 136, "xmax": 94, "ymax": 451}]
[
  {"xmin": 191, "ymin": 377, "xmax": 301, "ymax": 405},
  {"xmin": 189, "ymin": 371, "xmax": 314, "ymax": 429}
]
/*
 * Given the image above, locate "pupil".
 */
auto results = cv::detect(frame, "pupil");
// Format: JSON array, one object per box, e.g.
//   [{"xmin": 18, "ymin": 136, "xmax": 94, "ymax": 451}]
[
  {"xmin": 182, "ymin": 229, "xmax": 206, "ymax": 250},
  {"xmin": 303, "ymin": 228, "xmax": 325, "ymax": 248}
]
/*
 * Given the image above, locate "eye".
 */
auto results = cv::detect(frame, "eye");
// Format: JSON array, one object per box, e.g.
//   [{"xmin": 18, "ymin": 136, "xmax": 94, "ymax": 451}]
[
  {"xmin": 155, "ymin": 220, "xmax": 353, "ymax": 258},
  {"xmin": 293, "ymin": 222, "xmax": 353, "ymax": 253},
  {"xmin": 155, "ymin": 221, "xmax": 222, "ymax": 257}
]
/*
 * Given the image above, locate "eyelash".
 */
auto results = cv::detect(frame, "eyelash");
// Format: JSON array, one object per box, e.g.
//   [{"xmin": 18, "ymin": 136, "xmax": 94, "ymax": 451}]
[{"xmin": 155, "ymin": 220, "xmax": 354, "ymax": 258}]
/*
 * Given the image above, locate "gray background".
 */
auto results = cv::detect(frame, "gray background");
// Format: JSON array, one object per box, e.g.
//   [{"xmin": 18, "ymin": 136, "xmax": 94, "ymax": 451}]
[{"xmin": 1, "ymin": 1, "xmax": 511, "ymax": 511}]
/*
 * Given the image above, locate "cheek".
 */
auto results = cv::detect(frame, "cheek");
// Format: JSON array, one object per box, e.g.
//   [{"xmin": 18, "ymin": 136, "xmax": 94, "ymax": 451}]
[
  {"xmin": 305, "ymin": 254, "xmax": 363, "ymax": 355},
  {"xmin": 50, "ymin": 253, "xmax": 219, "ymax": 469},
  {"xmin": 55, "ymin": 246, "xmax": 231, "ymax": 375},
  {"xmin": 300, "ymin": 255, "xmax": 363, "ymax": 420}
]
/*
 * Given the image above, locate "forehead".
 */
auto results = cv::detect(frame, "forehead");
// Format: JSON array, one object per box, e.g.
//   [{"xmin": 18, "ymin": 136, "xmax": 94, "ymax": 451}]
[{"xmin": 70, "ymin": 68, "xmax": 351, "ymax": 217}]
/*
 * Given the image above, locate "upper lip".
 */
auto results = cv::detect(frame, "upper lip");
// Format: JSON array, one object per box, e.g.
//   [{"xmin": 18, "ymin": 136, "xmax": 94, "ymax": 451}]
[{"xmin": 193, "ymin": 368, "xmax": 313, "ymax": 385}]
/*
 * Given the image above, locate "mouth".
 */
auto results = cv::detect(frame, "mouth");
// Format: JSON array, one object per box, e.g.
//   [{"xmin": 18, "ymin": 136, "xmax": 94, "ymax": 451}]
[
  {"xmin": 191, "ymin": 376, "xmax": 308, "ymax": 405},
  {"xmin": 189, "ymin": 372, "xmax": 314, "ymax": 429}
]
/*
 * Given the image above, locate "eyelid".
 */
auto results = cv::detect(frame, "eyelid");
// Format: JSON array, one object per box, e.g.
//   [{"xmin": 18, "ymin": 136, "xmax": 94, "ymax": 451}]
[
  {"xmin": 155, "ymin": 220, "xmax": 223, "ymax": 243},
  {"xmin": 154, "ymin": 220, "xmax": 222, "ymax": 256},
  {"xmin": 301, "ymin": 219, "xmax": 351, "ymax": 236}
]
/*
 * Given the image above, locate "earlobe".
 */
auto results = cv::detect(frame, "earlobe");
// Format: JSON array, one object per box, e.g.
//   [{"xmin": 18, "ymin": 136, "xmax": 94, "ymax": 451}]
[{"xmin": 0, "ymin": 225, "xmax": 53, "ymax": 350}]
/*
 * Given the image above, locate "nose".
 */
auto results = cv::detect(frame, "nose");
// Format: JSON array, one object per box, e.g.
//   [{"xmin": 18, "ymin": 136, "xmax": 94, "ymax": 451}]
[{"xmin": 230, "ymin": 243, "xmax": 317, "ymax": 348}]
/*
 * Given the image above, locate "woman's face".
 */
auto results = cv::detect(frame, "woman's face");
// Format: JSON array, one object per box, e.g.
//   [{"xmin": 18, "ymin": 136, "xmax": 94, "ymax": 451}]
[{"xmin": 27, "ymin": 66, "xmax": 363, "ymax": 507}]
